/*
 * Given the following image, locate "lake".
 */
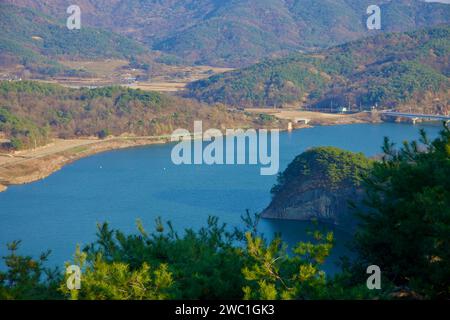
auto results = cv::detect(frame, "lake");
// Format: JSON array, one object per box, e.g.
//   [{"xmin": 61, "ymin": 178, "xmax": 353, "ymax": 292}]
[{"xmin": 0, "ymin": 123, "xmax": 441, "ymax": 273}]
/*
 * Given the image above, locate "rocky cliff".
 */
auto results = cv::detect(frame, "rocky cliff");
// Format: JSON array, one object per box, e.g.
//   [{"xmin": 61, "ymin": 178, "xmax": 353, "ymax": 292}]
[{"xmin": 262, "ymin": 147, "xmax": 372, "ymax": 228}]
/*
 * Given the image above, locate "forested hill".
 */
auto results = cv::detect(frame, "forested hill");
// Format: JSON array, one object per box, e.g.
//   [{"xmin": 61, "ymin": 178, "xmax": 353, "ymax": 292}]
[
  {"xmin": 187, "ymin": 26, "xmax": 450, "ymax": 113},
  {"xmin": 0, "ymin": 3, "xmax": 149, "ymax": 76},
  {"xmin": 0, "ymin": 81, "xmax": 278, "ymax": 150},
  {"xmin": 263, "ymin": 147, "xmax": 373, "ymax": 227},
  {"xmin": 4, "ymin": 0, "xmax": 450, "ymax": 67}
]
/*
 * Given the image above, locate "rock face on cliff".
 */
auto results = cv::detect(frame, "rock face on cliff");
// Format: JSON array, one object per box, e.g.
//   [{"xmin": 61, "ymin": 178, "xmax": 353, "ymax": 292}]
[{"xmin": 262, "ymin": 147, "xmax": 372, "ymax": 227}]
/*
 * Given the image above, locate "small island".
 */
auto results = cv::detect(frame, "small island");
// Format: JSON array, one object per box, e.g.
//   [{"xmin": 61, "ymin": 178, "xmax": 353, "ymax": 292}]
[{"xmin": 263, "ymin": 147, "xmax": 373, "ymax": 228}]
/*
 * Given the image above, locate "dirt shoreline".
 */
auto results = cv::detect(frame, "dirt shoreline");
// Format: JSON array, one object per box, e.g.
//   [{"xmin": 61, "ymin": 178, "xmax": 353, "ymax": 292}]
[{"xmin": 0, "ymin": 113, "xmax": 380, "ymax": 193}]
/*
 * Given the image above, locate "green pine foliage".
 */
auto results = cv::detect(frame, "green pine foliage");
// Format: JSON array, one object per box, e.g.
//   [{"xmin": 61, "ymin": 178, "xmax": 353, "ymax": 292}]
[
  {"xmin": 243, "ymin": 230, "xmax": 333, "ymax": 300},
  {"xmin": 79, "ymin": 217, "xmax": 248, "ymax": 300},
  {"xmin": 271, "ymin": 147, "xmax": 373, "ymax": 194},
  {"xmin": 353, "ymin": 126, "xmax": 450, "ymax": 299},
  {"xmin": 60, "ymin": 246, "xmax": 173, "ymax": 300},
  {"xmin": 0, "ymin": 241, "xmax": 62, "ymax": 300},
  {"xmin": 0, "ymin": 107, "xmax": 50, "ymax": 150},
  {"xmin": 0, "ymin": 214, "xmax": 335, "ymax": 300}
]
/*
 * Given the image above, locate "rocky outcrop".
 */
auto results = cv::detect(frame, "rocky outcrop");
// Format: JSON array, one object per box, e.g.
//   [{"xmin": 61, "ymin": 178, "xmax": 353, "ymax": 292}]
[{"xmin": 262, "ymin": 147, "xmax": 372, "ymax": 228}]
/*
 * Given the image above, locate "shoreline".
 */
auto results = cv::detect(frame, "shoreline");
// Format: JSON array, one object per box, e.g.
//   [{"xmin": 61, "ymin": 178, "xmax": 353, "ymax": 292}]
[
  {"xmin": 0, "ymin": 136, "xmax": 171, "ymax": 193},
  {"xmin": 0, "ymin": 115, "xmax": 380, "ymax": 193}
]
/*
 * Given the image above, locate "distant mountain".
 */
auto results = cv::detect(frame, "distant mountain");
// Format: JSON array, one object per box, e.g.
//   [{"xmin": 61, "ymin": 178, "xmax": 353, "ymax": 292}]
[
  {"xmin": 0, "ymin": 3, "xmax": 148, "ymax": 76},
  {"xmin": 187, "ymin": 26, "xmax": 450, "ymax": 113},
  {"xmin": 4, "ymin": 0, "xmax": 450, "ymax": 67}
]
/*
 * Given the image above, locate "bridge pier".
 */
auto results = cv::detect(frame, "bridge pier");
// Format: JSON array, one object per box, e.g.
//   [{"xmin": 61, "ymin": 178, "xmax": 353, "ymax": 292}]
[{"xmin": 287, "ymin": 122, "xmax": 293, "ymax": 131}]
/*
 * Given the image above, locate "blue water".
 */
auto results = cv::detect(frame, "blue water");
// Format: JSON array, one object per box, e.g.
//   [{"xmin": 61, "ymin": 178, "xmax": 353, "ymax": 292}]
[{"xmin": 0, "ymin": 123, "xmax": 441, "ymax": 273}]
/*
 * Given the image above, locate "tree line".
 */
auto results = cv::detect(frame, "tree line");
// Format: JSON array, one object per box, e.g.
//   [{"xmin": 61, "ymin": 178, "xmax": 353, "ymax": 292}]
[{"xmin": 0, "ymin": 81, "xmax": 277, "ymax": 150}]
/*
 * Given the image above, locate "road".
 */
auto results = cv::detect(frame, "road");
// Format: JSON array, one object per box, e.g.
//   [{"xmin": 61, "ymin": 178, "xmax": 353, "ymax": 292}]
[
  {"xmin": 0, "ymin": 139, "xmax": 98, "ymax": 167},
  {"xmin": 0, "ymin": 135, "xmax": 175, "ymax": 168}
]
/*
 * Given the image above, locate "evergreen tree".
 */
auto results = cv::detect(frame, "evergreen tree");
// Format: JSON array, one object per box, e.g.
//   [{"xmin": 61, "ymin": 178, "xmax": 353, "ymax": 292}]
[{"xmin": 354, "ymin": 126, "xmax": 450, "ymax": 299}]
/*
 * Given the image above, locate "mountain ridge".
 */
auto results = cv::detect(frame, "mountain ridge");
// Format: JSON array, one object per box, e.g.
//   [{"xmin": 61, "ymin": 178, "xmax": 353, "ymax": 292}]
[
  {"xmin": 3, "ymin": 0, "xmax": 449, "ymax": 67},
  {"xmin": 187, "ymin": 25, "xmax": 450, "ymax": 114},
  {"xmin": 0, "ymin": 3, "xmax": 150, "ymax": 77}
]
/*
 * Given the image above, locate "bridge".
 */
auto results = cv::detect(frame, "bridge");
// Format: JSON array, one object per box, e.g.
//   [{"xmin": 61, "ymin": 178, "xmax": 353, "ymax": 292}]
[{"xmin": 380, "ymin": 111, "xmax": 450, "ymax": 125}]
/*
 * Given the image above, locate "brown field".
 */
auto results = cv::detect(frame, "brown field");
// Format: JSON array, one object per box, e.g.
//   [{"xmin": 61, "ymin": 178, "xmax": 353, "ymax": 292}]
[
  {"xmin": 129, "ymin": 82, "xmax": 187, "ymax": 92},
  {"xmin": 59, "ymin": 59, "xmax": 130, "ymax": 77},
  {"xmin": 1, "ymin": 57, "xmax": 233, "ymax": 92},
  {"xmin": 53, "ymin": 59, "xmax": 233, "ymax": 92}
]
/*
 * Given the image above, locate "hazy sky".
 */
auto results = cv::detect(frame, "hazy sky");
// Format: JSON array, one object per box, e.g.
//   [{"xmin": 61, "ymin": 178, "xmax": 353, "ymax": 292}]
[{"xmin": 425, "ymin": 0, "xmax": 450, "ymax": 4}]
